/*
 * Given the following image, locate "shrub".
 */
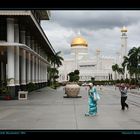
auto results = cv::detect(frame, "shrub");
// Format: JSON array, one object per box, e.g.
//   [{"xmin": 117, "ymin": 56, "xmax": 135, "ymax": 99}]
[
  {"xmin": 27, "ymin": 82, "xmax": 36, "ymax": 92},
  {"xmin": 68, "ymin": 70, "xmax": 80, "ymax": 82}
]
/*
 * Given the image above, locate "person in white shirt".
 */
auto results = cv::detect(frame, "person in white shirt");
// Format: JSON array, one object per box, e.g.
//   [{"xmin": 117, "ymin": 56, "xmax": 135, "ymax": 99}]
[{"xmin": 119, "ymin": 83, "xmax": 129, "ymax": 111}]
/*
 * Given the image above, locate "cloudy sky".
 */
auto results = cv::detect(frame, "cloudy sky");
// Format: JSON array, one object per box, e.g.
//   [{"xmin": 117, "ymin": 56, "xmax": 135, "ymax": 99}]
[{"xmin": 41, "ymin": 10, "xmax": 140, "ymax": 59}]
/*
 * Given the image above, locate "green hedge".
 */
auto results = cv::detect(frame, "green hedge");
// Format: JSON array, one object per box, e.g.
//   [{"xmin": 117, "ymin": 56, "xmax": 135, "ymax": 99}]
[{"xmin": 27, "ymin": 83, "xmax": 37, "ymax": 92}]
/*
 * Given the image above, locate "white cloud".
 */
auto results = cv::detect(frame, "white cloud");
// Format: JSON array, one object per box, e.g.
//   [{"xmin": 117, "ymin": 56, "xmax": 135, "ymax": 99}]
[{"xmin": 41, "ymin": 10, "xmax": 140, "ymax": 59}]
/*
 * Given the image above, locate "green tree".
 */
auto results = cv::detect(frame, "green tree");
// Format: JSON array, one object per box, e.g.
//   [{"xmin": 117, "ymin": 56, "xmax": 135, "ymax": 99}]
[
  {"xmin": 49, "ymin": 51, "xmax": 64, "ymax": 68},
  {"xmin": 118, "ymin": 67, "xmax": 124, "ymax": 75},
  {"xmin": 47, "ymin": 51, "xmax": 64, "ymax": 86},
  {"xmin": 122, "ymin": 46, "xmax": 140, "ymax": 79},
  {"xmin": 112, "ymin": 64, "xmax": 119, "ymax": 80},
  {"xmin": 48, "ymin": 67, "xmax": 59, "ymax": 85},
  {"xmin": 91, "ymin": 77, "xmax": 95, "ymax": 83}
]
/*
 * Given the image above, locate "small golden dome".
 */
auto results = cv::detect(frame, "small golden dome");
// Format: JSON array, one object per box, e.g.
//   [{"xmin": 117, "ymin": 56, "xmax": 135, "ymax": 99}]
[
  {"xmin": 71, "ymin": 37, "xmax": 88, "ymax": 47},
  {"xmin": 121, "ymin": 26, "xmax": 127, "ymax": 32}
]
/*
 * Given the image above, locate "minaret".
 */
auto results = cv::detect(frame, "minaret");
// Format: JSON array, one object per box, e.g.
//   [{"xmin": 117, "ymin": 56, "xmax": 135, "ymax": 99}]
[
  {"xmin": 121, "ymin": 26, "xmax": 128, "ymax": 63},
  {"xmin": 96, "ymin": 48, "xmax": 101, "ymax": 80},
  {"xmin": 121, "ymin": 26, "xmax": 128, "ymax": 79}
]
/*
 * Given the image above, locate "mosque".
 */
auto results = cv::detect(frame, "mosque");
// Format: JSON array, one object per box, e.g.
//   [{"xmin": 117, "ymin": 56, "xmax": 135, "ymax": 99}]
[
  {"xmin": 0, "ymin": 10, "xmax": 128, "ymax": 98},
  {"xmin": 58, "ymin": 26, "xmax": 128, "ymax": 82}
]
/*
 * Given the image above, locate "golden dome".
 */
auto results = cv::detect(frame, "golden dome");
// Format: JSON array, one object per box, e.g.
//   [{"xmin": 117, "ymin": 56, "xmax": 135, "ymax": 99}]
[
  {"xmin": 121, "ymin": 26, "xmax": 127, "ymax": 32},
  {"xmin": 71, "ymin": 37, "xmax": 88, "ymax": 47}
]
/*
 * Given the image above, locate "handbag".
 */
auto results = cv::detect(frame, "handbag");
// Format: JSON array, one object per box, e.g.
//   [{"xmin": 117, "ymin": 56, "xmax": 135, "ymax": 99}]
[
  {"xmin": 93, "ymin": 92, "xmax": 97, "ymax": 101},
  {"xmin": 96, "ymin": 92, "xmax": 100, "ymax": 100},
  {"xmin": 93, "ymin": 92, "xmax": 100, "ymax": 101}
]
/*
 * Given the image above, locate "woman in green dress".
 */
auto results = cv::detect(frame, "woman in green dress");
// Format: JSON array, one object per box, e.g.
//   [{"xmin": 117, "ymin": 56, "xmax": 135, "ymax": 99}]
[{"xmin": 85, "ymin": 83, "xmax": 97, "ymax": 116}]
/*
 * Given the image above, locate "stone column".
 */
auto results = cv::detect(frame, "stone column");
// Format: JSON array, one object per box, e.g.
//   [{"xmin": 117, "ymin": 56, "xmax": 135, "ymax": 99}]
[
  {"xmin": 32, "ymin": 55, "xmax": 35, "ymax": 83},
  {"xmin": 20, "ymin": 30, "xmax": 26, "ymax": 90},
  {"xmin": 43, "ymin": 63, "xmax": 45, "ymax": 83},
  {"xmin": 35, "ymin": 43, "xmax": 38, "ymax": 85},
  {"xmin": 35, "ymin": 56, "xmax": 38, "ymax": 84},
  {"xmin": 31, "ymin": 40, "xmax": 35, "ymax": 83},
  {"xmin": 1, "ymin": 51, "xmax": 4, "ymax": 81},
  {"xmin": 7, "ymin": 18, "xmax": 15, "ymax": 97},
  {"xmin": 40, "ymin": 49, "xmax": 42, "ymax": 84},
  {"xmin": 14, "ymin": 22, "xmax": 20, "ymax": 96},
  {"xmin": 34, "ymin": 40, "xmax": 36, "ymax": 84},
  {"xmin": 46, "ymin": 64, "xmax": 48, "ymax": 83},
  {"xmin": 41, "ymin": 61, "xmax": 43, "ymax": 83},
  {"xmin": 39, "ymin": 60, "xmax": 41, "ymax": 86},
  {"xmin": 38, "ymin": 59, "xmax": 41, "ymax": 87},
  {"xmin": 40, "ymin": 61, "xmax": 43, "ymax": 84},
  {"xmin": 38, "ymin": 49, "xmax": 40, "ymax": 85},
  {"xmin": 45, "ymin": 64, "xmax": 47, "ymax": 84},
  {"xmin": 26, "ymin": 36, "xmax": 31, "ymax": 84}
]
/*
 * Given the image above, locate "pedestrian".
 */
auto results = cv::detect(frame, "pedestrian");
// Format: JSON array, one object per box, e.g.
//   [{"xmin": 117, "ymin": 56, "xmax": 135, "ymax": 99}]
[
  {"xmin": 100, "ymin": 85, "xmax": 102, "ymax": 90},
  {"xmin": 85, "ymin": 83, "xmax": 98, "ymax": 116},
  {"xmin": 119, "ymin": 83, "xmax": 129, "ymax": 111}
]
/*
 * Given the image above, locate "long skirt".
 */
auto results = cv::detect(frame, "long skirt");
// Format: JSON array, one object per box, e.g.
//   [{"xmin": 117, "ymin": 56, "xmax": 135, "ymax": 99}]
[{"xmin": 88, "ymin": 96, "xmax": 97, "ymax": 115}]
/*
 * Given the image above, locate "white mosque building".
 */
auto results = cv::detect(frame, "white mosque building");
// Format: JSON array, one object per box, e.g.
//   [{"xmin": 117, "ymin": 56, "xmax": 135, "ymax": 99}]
[{"xmin": 58, "ymin": 26, "xmax": 128, "ymax": 82}]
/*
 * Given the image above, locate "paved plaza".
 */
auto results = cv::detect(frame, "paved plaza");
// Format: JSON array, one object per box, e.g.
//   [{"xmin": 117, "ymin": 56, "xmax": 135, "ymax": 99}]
[{"xmin": 0, "ymin": 86, "xmax": 140, "ymax": 130}]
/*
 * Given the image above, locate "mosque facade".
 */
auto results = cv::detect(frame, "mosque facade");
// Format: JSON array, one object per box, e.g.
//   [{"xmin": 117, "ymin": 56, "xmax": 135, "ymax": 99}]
[
  {"xmin": 58, "ymin": 35, "xmax": 115, "ymax": 82},
  {"xmin": 58, "ymin": 27, "xmax": 128, "ymax": 82}
]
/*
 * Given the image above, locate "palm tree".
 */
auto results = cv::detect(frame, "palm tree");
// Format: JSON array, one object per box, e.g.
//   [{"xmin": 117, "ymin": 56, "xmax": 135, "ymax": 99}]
[
  {"xmin": 118, "ymin": 67, "xmax": 124, "ymax": 75},
  {"xmin": 122, "ymin": 56, "xmax": 129, "ymax": 69},
  {"xmin": 112, "ymin": 64, "xmax": 119, "ymax": 80},
  {"xmin": 47, "ymin": 51, "xmax": 64, "ymax": 86},
  {"xmin": 48, "ymin": 67, "xmax": 59, "ymax": 86},
  {"xmin": 122, "ymin": 46, "xmax": 140, "ymax": 79},
  {"xmin": 122, "ymin": 56, "xmax": 131, "ymax": 78},
  {"xmin": 50, "ymin": 51, "xmax": 64, "ymax": 68}
]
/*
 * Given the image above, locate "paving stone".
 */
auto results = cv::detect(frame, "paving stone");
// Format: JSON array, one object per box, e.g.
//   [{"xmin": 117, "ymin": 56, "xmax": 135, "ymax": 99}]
[{"xmin": 0, "ymin": 86, "xmax": 139, "ymax": 129}]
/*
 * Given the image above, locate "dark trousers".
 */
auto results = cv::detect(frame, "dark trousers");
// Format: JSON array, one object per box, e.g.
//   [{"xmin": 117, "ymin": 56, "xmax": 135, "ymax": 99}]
[{"xmin": 121, "ymin": 96, "xmax": 128, "ymax": 110}]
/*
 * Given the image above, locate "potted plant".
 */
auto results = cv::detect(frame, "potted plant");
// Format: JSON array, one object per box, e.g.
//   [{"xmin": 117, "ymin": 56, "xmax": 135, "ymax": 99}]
[
  {"xmin": 65, "ymin": 70, "xmax": 81, "ymax": 98},
  {"xmin": 0, "ymin": 87, "xmax": 11, "ymax": 100}
]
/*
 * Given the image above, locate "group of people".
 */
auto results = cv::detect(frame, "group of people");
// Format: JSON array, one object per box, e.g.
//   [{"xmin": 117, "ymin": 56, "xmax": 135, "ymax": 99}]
[{"xmin": 85, "ymin": 83, "xmax": 129, "ymax": 117}]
